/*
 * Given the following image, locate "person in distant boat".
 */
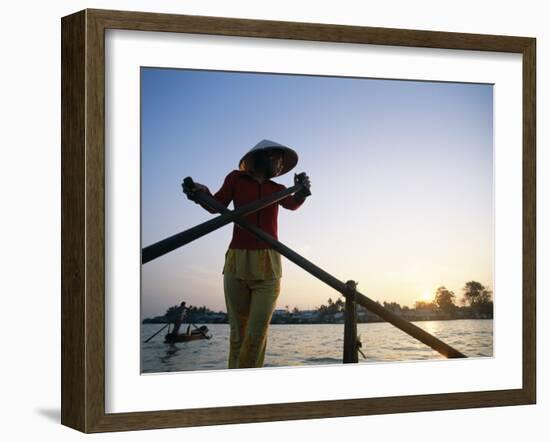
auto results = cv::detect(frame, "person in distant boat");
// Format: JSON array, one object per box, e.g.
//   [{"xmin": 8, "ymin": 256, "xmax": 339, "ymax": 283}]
[
  {"xmin": 188, "ymin": 139, "xmax": 311, "ymax": 368},
  {"xmin": 166, "ymin": 301, "xmax": 189, "ymax": 339}
]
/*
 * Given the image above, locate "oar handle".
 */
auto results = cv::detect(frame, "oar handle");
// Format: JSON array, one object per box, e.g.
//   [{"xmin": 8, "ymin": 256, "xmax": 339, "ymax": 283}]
[
  {"xmin": 182, "ymin": 176, "xmax": 199, "ymax": 201},
  {"xmin": 182, "ymin": 176, "xmax": 222, "ymax": 212},
  {"xmin": 294, "ymin": 172, "xmax": 312, "ymax": 197}
]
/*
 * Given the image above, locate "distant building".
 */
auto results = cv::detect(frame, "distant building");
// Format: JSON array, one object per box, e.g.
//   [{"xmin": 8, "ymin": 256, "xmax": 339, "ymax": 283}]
[
  {"xmin": 294, "ymin": 310, "xmax": 318, "ymax": 319},
  {"xmin": 290, "ymin": 310, "xmax": 320, "ymax": 323}
]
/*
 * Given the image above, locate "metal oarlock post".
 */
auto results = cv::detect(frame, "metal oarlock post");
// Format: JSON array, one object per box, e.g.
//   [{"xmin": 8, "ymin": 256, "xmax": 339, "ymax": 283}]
[
  {"xmin": 141, "ymin": 176, "xmax": 309, "ymax": 264},
  {"xmin": 191, "ymin": 188, "xmax": 467, "ymax": 359},
  {"xmin": 343, "ymin": 280, "xmax": 359, "ymax": 363}
]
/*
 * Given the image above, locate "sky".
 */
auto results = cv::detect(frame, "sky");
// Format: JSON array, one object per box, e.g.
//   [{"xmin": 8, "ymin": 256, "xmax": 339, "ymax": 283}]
[{"xmin": 140, "ymin": 67, "xmax": 493, "ymax": 319}]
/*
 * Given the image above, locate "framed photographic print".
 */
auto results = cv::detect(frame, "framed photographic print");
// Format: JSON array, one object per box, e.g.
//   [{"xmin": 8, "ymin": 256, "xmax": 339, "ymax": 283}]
[{"xmin": 61, "ymin": 8, "xmax": 536, "ymax": 433}]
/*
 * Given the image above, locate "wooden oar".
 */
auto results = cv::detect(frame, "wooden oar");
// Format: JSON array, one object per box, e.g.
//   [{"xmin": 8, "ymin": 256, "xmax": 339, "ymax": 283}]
[
  {"xmin": 141, "ymin": 175, "xmax": 309, "ymax": 264},
  {"xmin": 143, "ymin": 323, "xmax": 169, "ymax": 343},
  {"xmin": 191, "ymin": 188, "xmax": 466, "ymax": 359}
]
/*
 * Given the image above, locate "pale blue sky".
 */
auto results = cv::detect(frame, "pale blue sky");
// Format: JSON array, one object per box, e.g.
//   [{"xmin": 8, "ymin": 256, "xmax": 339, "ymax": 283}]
[{"xmin": 141, "ymin": 67, "xmax": 493, "ymax": 319}]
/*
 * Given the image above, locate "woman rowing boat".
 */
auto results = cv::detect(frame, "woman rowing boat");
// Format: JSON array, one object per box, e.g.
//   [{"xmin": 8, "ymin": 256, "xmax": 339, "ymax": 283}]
[{"xmin": 190, "ymin": 139, "xmax": 311, "ymax": 368}]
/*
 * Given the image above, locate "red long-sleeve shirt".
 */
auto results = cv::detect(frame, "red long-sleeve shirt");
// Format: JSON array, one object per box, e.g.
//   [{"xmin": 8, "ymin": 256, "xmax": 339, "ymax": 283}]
[{"xmin": 199, "ymin": 170, "xmax": 304, "ymax": 249}]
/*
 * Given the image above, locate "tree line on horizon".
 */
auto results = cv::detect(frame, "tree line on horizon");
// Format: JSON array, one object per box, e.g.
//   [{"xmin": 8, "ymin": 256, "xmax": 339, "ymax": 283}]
[
  {"xmin": 142, "ymin": 281, "xmax": 493, "ymax": 324},
  {"xmin": 142, "ymin": 304, "xmax": 224, "ymax": 324},
  {"xmin": 311, "ymin": 280, "xmax": 493, "ymax": 319}
]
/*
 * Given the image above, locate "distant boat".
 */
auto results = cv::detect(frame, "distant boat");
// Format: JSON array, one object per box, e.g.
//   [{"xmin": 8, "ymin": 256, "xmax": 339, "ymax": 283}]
[{"xmin": 164, "ymin": 325, "xmax": 211, "ymax": 343}]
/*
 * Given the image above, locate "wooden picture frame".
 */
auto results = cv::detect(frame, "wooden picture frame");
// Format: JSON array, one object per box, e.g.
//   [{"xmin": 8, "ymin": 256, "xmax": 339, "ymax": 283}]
[{"xmin": 61, "ymin": 8, "xmax": 536, "ymax": 433}]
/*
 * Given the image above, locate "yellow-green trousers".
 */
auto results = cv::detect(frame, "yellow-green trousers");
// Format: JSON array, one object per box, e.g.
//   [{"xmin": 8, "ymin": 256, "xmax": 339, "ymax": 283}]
[{"xmin": 223, "ymin": 273, "xmax": 280, "ymax": 368}]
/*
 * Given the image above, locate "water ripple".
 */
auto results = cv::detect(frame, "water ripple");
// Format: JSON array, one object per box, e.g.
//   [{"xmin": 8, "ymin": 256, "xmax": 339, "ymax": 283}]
[{"xmin": 141, "ymin": 320, "xmax": 493, "ymax": 373}]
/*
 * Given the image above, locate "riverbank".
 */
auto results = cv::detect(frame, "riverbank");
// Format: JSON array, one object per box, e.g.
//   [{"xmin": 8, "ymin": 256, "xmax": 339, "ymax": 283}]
[{"xmin": 142, "ymin": 310, "xmax": 493, "ymax": 325}]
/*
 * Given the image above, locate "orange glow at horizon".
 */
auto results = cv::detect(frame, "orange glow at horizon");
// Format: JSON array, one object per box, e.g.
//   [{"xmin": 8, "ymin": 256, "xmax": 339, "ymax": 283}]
[{"xmin": 421, "ymin": 291, "xmax": 433, "ymax": 302}]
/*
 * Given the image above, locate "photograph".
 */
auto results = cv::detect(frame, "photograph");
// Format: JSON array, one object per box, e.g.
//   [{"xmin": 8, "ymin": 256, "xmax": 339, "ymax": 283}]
[{"xmin": 140, "ymin": 67, "xmax": 494, "ymax": 373}]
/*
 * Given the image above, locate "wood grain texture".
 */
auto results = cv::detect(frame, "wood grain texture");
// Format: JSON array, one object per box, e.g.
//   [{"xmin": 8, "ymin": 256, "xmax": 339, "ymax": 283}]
[
  {"xmin": 61, "ymin": 10, "xmax": 86, "ymax": 432},
  {"xmin": 85, "ymin": 9, "xmax": 107, "ymax": 433},
  {"xmin": 91, "ymin": 389, "xmax": 531, "ymax": 433},
  {"xmin": 60, "ymin": 8, "xmax": 537, "ymax": 433},
  {"xmin": 89, "ymin": 8, "xmax": 532, "ymax": 52},
  {"xmin": 522, "ymin": 38, "xmax": 536, "ymax": 404}
]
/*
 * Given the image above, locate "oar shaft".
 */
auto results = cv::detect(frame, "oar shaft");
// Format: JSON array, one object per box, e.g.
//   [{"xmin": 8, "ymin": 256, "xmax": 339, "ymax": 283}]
[
  {"xmin": 193, "ymin": 190, "xmax": 466, "ymax": 359},
  {"xmin": 143, "ymin": 323, "xmax": 169, "ymax": 343}
]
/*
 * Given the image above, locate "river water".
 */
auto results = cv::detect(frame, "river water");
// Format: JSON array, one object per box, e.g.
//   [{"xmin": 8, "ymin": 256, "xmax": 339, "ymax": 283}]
[{"xmin": 141, "ymin": 319, "xmax": 493, "ymax": 373}]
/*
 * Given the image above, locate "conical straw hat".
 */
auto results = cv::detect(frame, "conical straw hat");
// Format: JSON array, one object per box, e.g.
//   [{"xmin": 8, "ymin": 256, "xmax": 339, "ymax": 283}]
[{"xmin": 238, "ymin": 139, "xmax": 298, "ymax": 177}]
